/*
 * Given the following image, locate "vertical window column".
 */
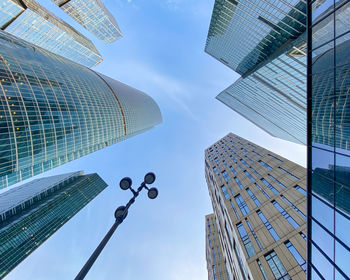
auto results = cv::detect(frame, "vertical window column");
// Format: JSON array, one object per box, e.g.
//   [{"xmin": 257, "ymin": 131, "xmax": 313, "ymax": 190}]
[
  {"xmin": 281, "ymin": 195, "xmax": 306, "ymax": 219},
  {"xmin": 235, "ymin": 194, "xmax": 250, "ymax": 215},
  {"xmin": 285, "ymin": 240, "xmax": 306, "ymax": 272},
  {"xmin": 272, "ymin": 200, "xmax": 299, "ymax": 229},
  {"xmin": 236, "ymin": 222, "xmax": 256, "ymax": 257},
  {"xmin": 257, "ymin": 210, "xmax": 280, "ymax": 241},
  {"xmin": 245, "ymin": 218, "xmax": 263, "ymax": 250},
  {"xmin": 265, "ymin": 251, "xmax": 291, "ymax": 280},
  {"xmin": 246, "ymin": 188, "xmax": 261, "ymax": 206}
]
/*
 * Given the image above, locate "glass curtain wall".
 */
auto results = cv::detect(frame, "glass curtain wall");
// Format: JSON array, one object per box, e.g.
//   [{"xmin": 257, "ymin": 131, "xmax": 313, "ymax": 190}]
[{"xmin": 307, "ymin": 0, "xmax": 350, "ymax": 279}]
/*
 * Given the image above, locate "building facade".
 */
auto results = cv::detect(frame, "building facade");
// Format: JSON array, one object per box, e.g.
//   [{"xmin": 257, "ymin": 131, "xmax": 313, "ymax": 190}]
[
  {"xmin": 205, "ymin": 133, "xmax": 306, "ymax": 280},
  {"xmin": 205, "ymin": 0, "xmax": 308, "ymax": 145},
  {"xmin": 307, "ymin": 1, "xmax": 350, "ymax": 279},
  {"xmin": 52, "ymin": 0, "xmax": 122, "ymax": 43},
  {"xmin": 0, "ymin": 171, "xmax": 108, "ymax": 279},
  {"xmin": 206, "ymin": 214, "xmax": 230, "ymax": 280},
  {"xmin": 0, "ymin": 31, "xmax": 162, "ymax": 189},
  {"xmin": 0, "ymin": 0, "xmax": 102, "ymax": 67}
]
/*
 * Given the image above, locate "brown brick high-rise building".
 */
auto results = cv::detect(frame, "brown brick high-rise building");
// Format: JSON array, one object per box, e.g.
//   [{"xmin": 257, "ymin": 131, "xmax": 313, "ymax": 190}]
[{"xmin": 205, "ymin": 133, "xmax": 306, "ymax": 280}]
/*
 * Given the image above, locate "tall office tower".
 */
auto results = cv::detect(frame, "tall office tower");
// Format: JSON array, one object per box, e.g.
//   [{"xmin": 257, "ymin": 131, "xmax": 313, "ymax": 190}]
[
  {"xmin": 0, "ymin": 31, "xmax": 162, "ymax": 189},
  {"xmin": 206, "ymin": 214, "xmax": 230, "ymax": 280},
  {"xmin": 52, "ymin": 0, "xmax": 122, "ymax": 43},
  {"xmin": 205, "ymin": 133, "xmax": 307, "ymax": 280},
  {"xmin": 205, "ymin": 0, "xmax": 308, "ymax": 145},
  {"xmin": 307, "ymin": 1, "xmax": 350, "ymax": 279},
  {"xmin": 0, "ymin": 0, "xmax": 102, "ymax": 67},
  {"xmin": 0, "ymin": 171, "xmax": 107, "ymax": 278}
]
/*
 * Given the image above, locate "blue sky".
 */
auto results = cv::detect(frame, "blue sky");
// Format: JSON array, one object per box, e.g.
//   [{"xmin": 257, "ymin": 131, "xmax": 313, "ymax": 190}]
[{"xmin": 6, "ymin": 1, "xmax": 306, "ymax": 279}]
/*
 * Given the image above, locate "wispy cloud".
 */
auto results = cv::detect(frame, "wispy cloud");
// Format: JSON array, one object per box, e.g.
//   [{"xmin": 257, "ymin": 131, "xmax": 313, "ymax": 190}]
[{"xmin": 104, "ymin": 59, "xmax": 201, "ymax": 122}]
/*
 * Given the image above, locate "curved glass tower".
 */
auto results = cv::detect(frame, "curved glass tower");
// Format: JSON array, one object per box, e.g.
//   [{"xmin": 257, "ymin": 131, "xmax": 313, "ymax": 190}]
[{"xmin": 0, "ymin": 30, "xmax": 162, "ymax": 189}]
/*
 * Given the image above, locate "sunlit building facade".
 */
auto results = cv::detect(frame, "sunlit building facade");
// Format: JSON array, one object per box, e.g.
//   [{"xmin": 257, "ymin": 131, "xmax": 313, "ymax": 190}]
[
  {"xmin": 0, "ymin": 31, "xmax": 162, "ymax": 189},
  {"xmin": 0, "ymin": 0, "xmax": 102, "ymax": 67},
  {"xmin": 205, "ymin": 0, "xmax": 308, "ymax": 145},
  {"xmin": 0, "ymin": 171, "xmax": 107, "ymax": 278},
  {"xmin": 52, "ymin": 0, "xmax": 122, "ymax": 43},
  {"xmin": 205, "ymin": 133, "xmax": 306, "ymax": 280},
  {"xmin": 307, "ymin": 1, "xmax": 350, "ymax": 279},
  {"xmin": 206, "ymin": 214, "xmax": 230, "ymax": 280}
]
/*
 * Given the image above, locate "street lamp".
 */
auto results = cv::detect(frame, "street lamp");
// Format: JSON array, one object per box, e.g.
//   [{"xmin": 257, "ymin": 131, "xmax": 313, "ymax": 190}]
[{"xmin": 74, "ymin": 172, "xmax": 158, "ymax": 280}]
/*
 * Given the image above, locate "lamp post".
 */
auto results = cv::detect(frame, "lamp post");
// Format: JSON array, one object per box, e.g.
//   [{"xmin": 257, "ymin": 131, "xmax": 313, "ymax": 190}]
[{"xmin": 74, "ymin": 172, "xmax": 158, "ymax": 280}]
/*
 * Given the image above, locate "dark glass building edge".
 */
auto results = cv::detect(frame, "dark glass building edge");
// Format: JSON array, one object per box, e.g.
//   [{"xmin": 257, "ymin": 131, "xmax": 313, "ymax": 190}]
[
  {"xmin": 307, "ymin": 1, "xmax": 350, "ymax": 280},
  {"xmin": 0, "ymin": 172, "xmax": 108, "ymax": 278},
  {"xmin": 0, "ymin": 30, "xmax": 162, "ymax": 189},
  {"xmin": 205, "ymin": 0, "xmax": 307, "ymax": 76}
]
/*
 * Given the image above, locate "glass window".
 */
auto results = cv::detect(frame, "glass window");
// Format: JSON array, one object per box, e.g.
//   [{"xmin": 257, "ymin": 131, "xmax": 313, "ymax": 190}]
[
  {"xmin": 300, "ymin": 232, "xmax": 307, "ymax": 241},
  {"xmin": 247, "ymin": 188, "xmax": 261, "ymax": 206},
  {"xmin": 221, "ymin": 185, "xmax": 230, "ymax": 199},
  {"xmin": 279, "ymin": 167, "xmax": 300, "ymax": 180},
  {"xmin": 335, "ymin": 210, "xmax": 350, "ymax": 247},
  {"xmin": 235, "ymin": 194, "xmax": 250, "ymax": 215},
  {"xmin": 250, "ymin": 166, "xmax": 262, "ymax": 177},
  {"xmin": 246, "ymin": 218, "xmax": 263, "ymax": 250},
  {"xmin": 261, "ymin": 178, "xmax": 279, "ymax": 194},
  {"xmin": 222, "ymin": 170, "xmax": 230, "ymax": 182},
  {"xmin": 241, "ymin": 148, "xmax": 248, "ymax": 154},
  {"xmin": 272, "ymin": 200, "xmax": 299, "ymax": 229},
  {"xmin": 295, "ymin": 185, "xmax": 306, "ymax": 196},
  {"xmin": 312, "ymin": 194, "xmax": 334, "ymax": 232},
  {"xmin": 285, "ymin": 241, "xmax": 306, "ymax": 272},
  {"xmin": 213, "ymin": 167, "xmax": 219, "ymax": 175},
  {"xmin": 268, "ymin": 154, "xmax": 283, "ymax": 163},
  {"xmin": 311, "ymin": 219, "xmax": 334, "ymax": 261},
  {"xmin": 237, "ymin": 222, "xmax": 256, "ymax": 258},
  {"xmin": 244, "ymin": 170, "xmax": 255, "ymax": 182},
  {"xmin": 212, "ymin": 247, "xmax": 216, "ymax": 263},
  {"xmin": 257, "ymin": 210, "xmax": 279, "ymax": 241},
  {"xmin": 268, "ymin": 174, "xmax": 287, "ymax": 189},
  {"xmin": 281, "ymin": 195, "xmax": 306, "ymax": 219},
  {"xmin": 253, "ymin": 151, "xmax": 262, "ymax": 157},
  {"xmin": 335, "ymin": 239, "xmax": 350, "ymax": 277},
  {"xmin": 255, "ymin": 183, "xmax": 270, "ymax": 199},
  {"xmin": 213, "ymin": 265, "xmax": 217, "ymax": 280},
  {"xmin": 335, "ymin": 153, "xmax": 350, "ymax": 214},
  {"xmin": 265, "ymin": 251, "xmax": 291, "ymax": 280},
  {"xmin": 311, "ymin": 244, "xmax": 334, "ymax": 280},
  {"xmin": 259, "ymin": 160, "xmax": 272, "ymax": 170},
  {"xmin": 257, "ymin": 259, "xmax": 268, "ymax": 280},
  {"xmin": 240, "ymin": 159, "xmax": 249, "ymax": 167},
  {"xmin": 215, "ymin": 157, "xmax": 220, "ymax": 164},
  {"xmin": 230, "ymin": 166, "xmax": 237, "ymax": 175},
  {"xmin": 234, "ymin": 177, "xmax": 244, "ymax": 189}
]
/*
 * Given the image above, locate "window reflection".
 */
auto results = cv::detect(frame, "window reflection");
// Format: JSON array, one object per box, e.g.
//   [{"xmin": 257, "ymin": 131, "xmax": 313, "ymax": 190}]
[
  {"xmin": 311, "ymin": 219, "xmax": 334, "ymax": 258},
  {"xmin": 311, "ymin": 244, "xmax": 334, "ymax": 280},
  {"xmin": 335, "ymin": 240, "xmax": 350, "ymax": 277}
]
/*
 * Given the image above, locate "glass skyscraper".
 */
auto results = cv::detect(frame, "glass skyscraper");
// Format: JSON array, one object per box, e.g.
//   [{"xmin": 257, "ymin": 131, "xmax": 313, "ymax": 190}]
[
  {"xmin": 52, "ymin": 0, "xmax": 122, "ymax": 43},
  {"xmin": 205, "ymin": 0, "xmax": 308, "ymax": 145},
  {"xmin": 0, "ymin": 30, "xmax": 162, "ymax": 189},
  {"xmin": 307, "ymin": 1, "xmax": 350, "ymax": 279},
  {"xmin": 0, "ymin": 171, "xmax": 108, "ymax": 278},
  {"xmin": 0, "ymin": 0, "xmax": 102, "ymax": 67}
]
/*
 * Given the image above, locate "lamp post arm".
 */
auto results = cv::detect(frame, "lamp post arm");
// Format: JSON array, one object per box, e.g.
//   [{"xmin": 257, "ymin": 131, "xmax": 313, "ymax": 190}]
[
  {"xmin": 74, "ymin": 219, "xmax": 122, "ymax": 280},
  {"xmin": 74, "ymin": 181, "xmax": 149, "ymax": 280}
]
